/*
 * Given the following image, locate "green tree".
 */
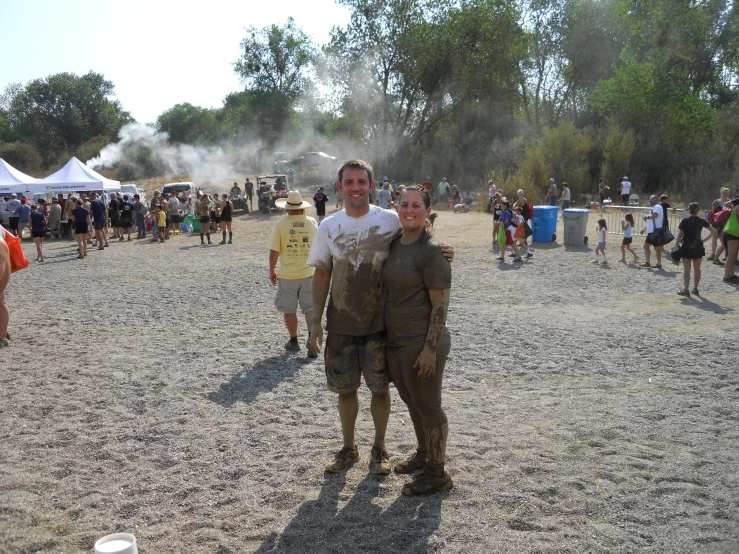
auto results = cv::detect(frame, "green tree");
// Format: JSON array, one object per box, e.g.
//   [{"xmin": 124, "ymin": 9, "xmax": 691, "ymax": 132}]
[
  {"xmin": 156, "ymin": 103, "xmax": 219, "ymax": 144},
  {"xmin": 233, "ymin": 17, "xmax": 316, "ymax": 138},
  {"xmin": 4, "ymin": 72, "xmax": 132, "ymax": 166}
]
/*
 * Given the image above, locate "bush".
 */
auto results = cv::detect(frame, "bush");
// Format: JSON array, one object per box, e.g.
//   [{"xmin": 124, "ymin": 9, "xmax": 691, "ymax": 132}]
[{"xmin": 0, "ymin": 141, "xmax": 42, "ymax": 174}]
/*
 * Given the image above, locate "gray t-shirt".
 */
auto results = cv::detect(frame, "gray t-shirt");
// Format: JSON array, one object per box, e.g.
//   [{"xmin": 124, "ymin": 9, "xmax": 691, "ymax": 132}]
[
  {"xmin": 382, "ymin": 237, "xmax": 451, "ymax": 346},
  {"xmin": 307, "ymin": 205, "xmax": 402, "ymax": 336}
]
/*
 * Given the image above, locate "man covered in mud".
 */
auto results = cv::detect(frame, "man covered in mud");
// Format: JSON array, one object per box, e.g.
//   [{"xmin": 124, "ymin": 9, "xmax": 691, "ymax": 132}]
[{"xmin": 308, "ymin": 159, "xmax": 452, "ymax": 476}]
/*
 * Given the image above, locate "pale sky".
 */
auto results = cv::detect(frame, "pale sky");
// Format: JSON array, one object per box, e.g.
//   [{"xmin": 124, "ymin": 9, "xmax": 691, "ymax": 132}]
[{"xmin": 0, "ymin": 0, "xmax": 350, "ymax": 124}]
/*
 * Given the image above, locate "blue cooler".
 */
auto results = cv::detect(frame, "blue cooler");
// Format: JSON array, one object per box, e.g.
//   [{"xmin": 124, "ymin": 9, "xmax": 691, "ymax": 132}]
[{"xmin": 531, "ymin": 206, "xmax": 559, "ymax": 242}]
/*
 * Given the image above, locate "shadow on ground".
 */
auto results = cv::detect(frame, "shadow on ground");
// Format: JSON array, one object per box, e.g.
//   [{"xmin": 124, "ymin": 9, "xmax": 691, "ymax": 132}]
[
  {"xmin": 254, "ymin": 473, "xmax": 443, "ymax": 553},
  {"xmin": 207, "ymin": 354, "xmax": 312, "ymax": 407}
]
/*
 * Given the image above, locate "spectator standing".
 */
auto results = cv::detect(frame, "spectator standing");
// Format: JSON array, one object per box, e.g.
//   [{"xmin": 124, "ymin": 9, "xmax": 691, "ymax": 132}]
[
  {"xmin": 5, "ymin": 194, "xmax": 21, "ymax": 237},
  {"xmin": 70, "ymin": 199, "xmax": 91, "ymax": 259},
  {"xmin": 133, "ymin": 194, "xmax": 147, "ymax": 238},
  {"xmin": 620, "ymin": 177, "xmax": 632, "ymax": 205},
  {"xmin": 119, "ymin": 195, "xmax": 134, "ymax": 241},
  {"xmin": 675, "ymin": 202, "xmax": 716, "ymax": 297},
  {"xmin": 268, "ymin": 191, "xmax": 318, "ymax": 355},
  {"xmin": 642, "ymin": 195, "xmax": 665, "ymax": 268},
  {"xmin": 245, "ymin": 178, "xmax": 254, "ymax": 210},
  {"xmin": 421, "ymin": 177, "xmax": 433, "ymax": 196},
  {"xmin": 29, "ymin": 204, "xmax": 47, "ymax": 262},
  {"xmin": 376, "ymin": 183, "xmax": 393, "ymax": 209},
  {"xmin": 14, "ymin": 197, "xmax": 31, "ymax": 242},
  {"xmin": 708, "ymin": 187, "xmax": 731, "ymax": 261},
  {"xmin": 108, "ymin": 192, "xmax": 121, "ymax": 239},
  {"xmin": 47, "ymin": 198, "xmax": 62, "ymax": 239},
  {"xmin": 559, "ymin": 182, "xmax": 571, "ymax": 209},
  {"xmin": 89, "ymin": 192, "xmax": 109, "ymax": 249},
  {"xmin": 199, "ymin": 194, "xmax": 213, "ymax": 245},
  {"xmin": 287, "ymin": 166, "xmax": 296, "ymax": 187},
  {"xmin": 544, "ymin": 178, "xmax": 558, "ymax": 206},
  {"xmin": 169, "ymin": 193, "xmax": 181, "ymax": 235},
  {"xmin": 437, "ymin": 178, "xmax": 451, "ymax": 205},
  {"xmin": 719, "ymin": 196, "xmax": 739, "ymax": 283},
  {"xmin": 313, "ymin": 187, "xmax": 329, "ymax": 223},
  {"xmin": 488, "ymin": 180, "xmax": 497, "ymax": 199},
  {"xmin": 219, "ymin": 195, "xmax": 233, "ymax": 244},
  {"xmin": 512, "ymin": 189, "xmax": 534, "ymax": 258}
]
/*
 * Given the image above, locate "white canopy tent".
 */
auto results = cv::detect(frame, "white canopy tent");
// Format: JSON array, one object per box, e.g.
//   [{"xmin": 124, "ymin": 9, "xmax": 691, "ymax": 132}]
[
  {"xmin": 0, "ymin": 158, "xmax": 38, "ymax": 195},
  {"xmin": 25, "ymin": 157, "xmax": 121, "ymax": 194}
]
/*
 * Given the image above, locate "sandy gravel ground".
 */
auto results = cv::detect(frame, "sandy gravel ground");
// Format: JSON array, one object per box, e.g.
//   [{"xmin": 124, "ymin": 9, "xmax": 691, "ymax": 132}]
[{"xmin": 1, "ymin": 196, "xmax": 738, "ymax": 553}]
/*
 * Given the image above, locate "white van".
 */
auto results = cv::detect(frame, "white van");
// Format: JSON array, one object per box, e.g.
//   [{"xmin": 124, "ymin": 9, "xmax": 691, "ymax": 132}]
[
  {"xmin": 162, "ymin": 182, "xmax": 196, "ymax": 197},
  {"xmin": 120, "ymin": 184, "xmax": 146, "ymax": 204}
]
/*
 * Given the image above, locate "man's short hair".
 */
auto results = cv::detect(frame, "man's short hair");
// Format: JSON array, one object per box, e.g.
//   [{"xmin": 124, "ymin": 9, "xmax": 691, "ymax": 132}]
[
  {"xmin": 338, "ymin": 159, "xmax": 373, "ymax": 185},
  {"xmin": 659, "ymin": 194, "xmax": 668, "ymax": 201}
]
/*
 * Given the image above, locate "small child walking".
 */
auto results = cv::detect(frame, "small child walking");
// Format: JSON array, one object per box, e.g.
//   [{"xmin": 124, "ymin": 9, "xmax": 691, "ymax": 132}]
[
  {"xmin": 593, "ymin": 219, "xmax": 608, "ymax": 264},
  {"xmin": 620, "ymin": 213, "xmax": 639, "ymax": 263}
]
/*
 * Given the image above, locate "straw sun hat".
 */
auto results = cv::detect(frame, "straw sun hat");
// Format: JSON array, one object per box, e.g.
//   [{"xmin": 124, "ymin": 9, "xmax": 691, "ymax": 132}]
[{"xmin": 275, "ymin": 190, "xmax": 314, "ymax": 210}]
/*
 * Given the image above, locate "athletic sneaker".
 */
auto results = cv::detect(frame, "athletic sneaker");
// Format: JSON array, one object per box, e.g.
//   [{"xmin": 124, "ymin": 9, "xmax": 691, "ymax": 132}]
[
  {"xmin": 713, "ymin": 259, "xmax": 724, "ymax": 265},
  {"xmin": 394, "ymin": 451, "xmax": 426, "ymax": 474},
  {"xmin": 707, "ymin": 254, "xmax": 715, "ymax": 261},
  {"xmin": 325, "ymin": 444, "xmax": 359, "ymax": 473},
  {"xmin": 525, "ymin": 252, "xmax": 533, "ymax": 258},
  {"xmin": 284, "ymin": 339, "xmax": 300, "ymax": 352},
  {"xmin": 401, "ymin": 470, "xmax": 453, "ymax": 496},
  {"xmin": 691, "ymin": 288, "xmax": 700, "ymax": 295},
  {"xmin": 306, "ymin": 339, "xmax": 318, "ymax": 358},
  {"xmin": 655, "ymin": 264, "xmax": 662, "ymax": 269},
  {"xmin": 370, "ymin": 446, "xmax": 392, "ymax": 475}
]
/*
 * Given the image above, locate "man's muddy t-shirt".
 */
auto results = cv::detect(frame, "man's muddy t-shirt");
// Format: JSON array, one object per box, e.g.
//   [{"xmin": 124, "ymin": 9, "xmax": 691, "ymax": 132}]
[
  {"xmin": 307, "ymin": 205, "xmax": 402, "ymax": 336},
  {"xmin": 382, "ymin": 237, "xmax": 451, "ymax": 346}
]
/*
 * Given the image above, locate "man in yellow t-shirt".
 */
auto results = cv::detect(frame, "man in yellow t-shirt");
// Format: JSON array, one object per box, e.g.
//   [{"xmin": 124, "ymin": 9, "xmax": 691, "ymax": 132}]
[{"xmin": 269, "ymin": 191, "xmax": 319, "ymax": 357}]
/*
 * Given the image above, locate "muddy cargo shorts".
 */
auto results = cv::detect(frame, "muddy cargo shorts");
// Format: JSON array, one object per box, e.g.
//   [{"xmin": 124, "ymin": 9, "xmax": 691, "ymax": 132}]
[{"xmin": 325, "ymin": 331, "xmax": 388, "ymax": 394}]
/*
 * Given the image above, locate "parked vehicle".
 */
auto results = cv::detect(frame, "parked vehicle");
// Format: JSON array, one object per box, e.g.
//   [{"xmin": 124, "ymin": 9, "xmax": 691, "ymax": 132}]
[{"xmin": 162, "ymin": 182, "xmax": 196, "ymax": 198}]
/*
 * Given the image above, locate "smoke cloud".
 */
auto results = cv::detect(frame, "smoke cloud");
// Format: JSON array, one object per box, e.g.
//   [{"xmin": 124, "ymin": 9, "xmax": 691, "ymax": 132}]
[{"xmin": 87, "ymin": 123, "xmax": 265, "ymax": 184}]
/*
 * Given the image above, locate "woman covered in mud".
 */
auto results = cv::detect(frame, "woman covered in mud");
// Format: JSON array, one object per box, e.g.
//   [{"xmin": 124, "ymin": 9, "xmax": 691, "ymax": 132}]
[{"xmin": 382, "ymin": 184, "xmax": 453, "ymax": 496}]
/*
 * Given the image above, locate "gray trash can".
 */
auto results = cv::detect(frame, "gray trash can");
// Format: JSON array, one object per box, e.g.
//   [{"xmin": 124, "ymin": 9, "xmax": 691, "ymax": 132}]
[{"xmin": 562, "ymin": 209, "xmax": 590, "ymax": 246}]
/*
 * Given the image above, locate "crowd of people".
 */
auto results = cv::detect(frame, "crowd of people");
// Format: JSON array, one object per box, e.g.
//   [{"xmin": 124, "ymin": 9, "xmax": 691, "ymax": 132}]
[{"xmin": 2, "ymin": 164, "xmax": 738, "ymax": 500}]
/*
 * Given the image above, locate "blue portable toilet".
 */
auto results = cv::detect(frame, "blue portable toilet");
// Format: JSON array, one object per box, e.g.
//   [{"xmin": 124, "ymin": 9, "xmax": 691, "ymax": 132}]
[{"xmin": 531, "ymin": 206, "xmax": 559, "ymax": 242}]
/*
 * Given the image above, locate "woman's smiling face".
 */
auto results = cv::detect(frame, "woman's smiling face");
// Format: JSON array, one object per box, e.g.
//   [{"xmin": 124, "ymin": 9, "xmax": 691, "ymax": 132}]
[{"xmin": 398, "ymin": 190, "xmax": 431, "ymax": 232}]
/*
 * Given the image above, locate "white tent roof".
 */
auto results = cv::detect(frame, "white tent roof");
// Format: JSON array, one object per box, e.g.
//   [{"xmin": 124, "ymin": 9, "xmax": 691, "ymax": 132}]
[
  {"xmin": 0, "ymin": 158, "xmax": 38, "ymax": 194},
  {"xmin": 25, "ymin": 157, "xmax": 121, "ymax": 193}
]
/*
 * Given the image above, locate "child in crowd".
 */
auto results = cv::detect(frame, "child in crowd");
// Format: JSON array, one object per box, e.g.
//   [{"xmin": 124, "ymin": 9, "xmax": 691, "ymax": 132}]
[
  {"xmin": 147, "ymin": 210, "xmax": 159, "ymax": 242},
  {"xmin": 156, "ymin": 205, "xmax": 167, "ymax": 243},
  {"xmin": 593, "ymin": 218, "xmax": 608, "ymax": 264},
  {"xmin": 620, "ymin": 213, "xmax": 639, "ymax": 263}
]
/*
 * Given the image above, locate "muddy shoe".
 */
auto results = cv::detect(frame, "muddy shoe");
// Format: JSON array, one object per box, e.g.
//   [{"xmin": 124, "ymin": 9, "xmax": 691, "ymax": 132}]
[
  {"xmin": 370, "ymin": 446, "xmax": 392, "ymax": 475},
  {"xmin": 306, "ymin": 339, "xmax": 318, "ymax": 358},
  {"xmin": 402, "ymin": 470, "xmax": 453, "ymax": 496},
  {"xmin": 325, "ymin": 444, "xmax": 359, "ymax": 473},
  {"xmin": 284, "ymin": 339, "xmax": 300, "ymax": 352},
  {"xmin": 394, "ymin": 451, "xmax": 426, "ymax": 474}
]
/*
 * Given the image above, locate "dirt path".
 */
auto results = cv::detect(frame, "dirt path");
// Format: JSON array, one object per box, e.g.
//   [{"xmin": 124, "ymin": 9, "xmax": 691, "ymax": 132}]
[{"xmin": 1, "ymin": 201, "xmax": 737, "ymax": 553}]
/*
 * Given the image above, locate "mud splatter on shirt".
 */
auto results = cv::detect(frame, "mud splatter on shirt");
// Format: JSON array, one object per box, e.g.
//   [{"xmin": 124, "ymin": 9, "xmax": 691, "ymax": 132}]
[{"xmin": 308, "ymin": 205, "xmax": 402, "ymax": 336}]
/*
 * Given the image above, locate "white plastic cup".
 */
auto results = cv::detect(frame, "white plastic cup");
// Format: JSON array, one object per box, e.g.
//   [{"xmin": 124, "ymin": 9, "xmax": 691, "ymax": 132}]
[{"xmin": 94, "ymin": 533, "xmax": 138, "ymax": 554}]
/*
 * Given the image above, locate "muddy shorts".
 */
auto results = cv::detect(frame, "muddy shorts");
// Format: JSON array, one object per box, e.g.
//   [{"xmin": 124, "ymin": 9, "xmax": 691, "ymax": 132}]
[
  {"xmin": 275, "ymin": 277, "xmax": 313, "ymax": 314},
  {"xmin": 325, "ymin": 331, "xmax": 388, "ymax": 394}
]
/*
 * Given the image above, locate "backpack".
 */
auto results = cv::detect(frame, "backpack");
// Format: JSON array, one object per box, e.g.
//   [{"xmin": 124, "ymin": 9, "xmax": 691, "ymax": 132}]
[{"xmin": 714, "ymin": 208, "xmax": 731, "ymax": 227}]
